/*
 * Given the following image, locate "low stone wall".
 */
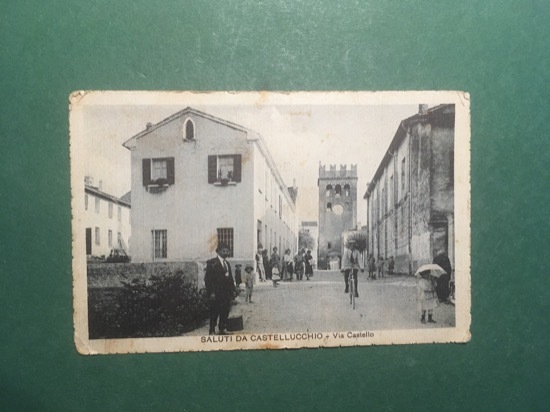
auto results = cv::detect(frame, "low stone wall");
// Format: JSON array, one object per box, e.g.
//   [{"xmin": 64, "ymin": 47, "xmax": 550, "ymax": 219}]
[{"xmin": 87, "ymin": 261, "xmax": 199, "ymax": 288}]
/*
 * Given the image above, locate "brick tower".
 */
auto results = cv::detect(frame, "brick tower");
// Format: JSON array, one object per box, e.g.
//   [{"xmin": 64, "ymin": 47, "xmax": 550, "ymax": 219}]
[{"xmin": 317, "ymin": 164, "xmax": 358, "ymax": 268}]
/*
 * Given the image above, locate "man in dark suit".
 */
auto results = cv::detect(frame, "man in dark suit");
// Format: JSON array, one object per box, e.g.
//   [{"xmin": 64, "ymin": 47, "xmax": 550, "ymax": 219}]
[{"xmin": 205, "ymin": 243, "xmax": 235, "ymax": 335}]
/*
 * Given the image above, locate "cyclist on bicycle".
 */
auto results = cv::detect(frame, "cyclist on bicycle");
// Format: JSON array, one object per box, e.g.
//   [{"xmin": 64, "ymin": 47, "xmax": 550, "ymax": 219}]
[{"xmin": 342, "ymin": 240, "xmax": 364, "ymax": 297}]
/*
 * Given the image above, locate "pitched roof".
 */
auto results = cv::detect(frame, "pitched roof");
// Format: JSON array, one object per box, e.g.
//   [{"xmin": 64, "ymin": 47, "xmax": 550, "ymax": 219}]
[
  {"xmin": 85, "ymin": 185, "xmax": 131, "ymax": 208},
  {"xmin": 122, "ymin": 106, "xmax": 259, "ymax": 149}
]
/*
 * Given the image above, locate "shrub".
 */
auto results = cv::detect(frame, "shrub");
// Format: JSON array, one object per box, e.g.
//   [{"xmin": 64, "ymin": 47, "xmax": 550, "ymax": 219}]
[
  {"xmin": 89, "ymin": 268, "xmax": 209, "ymax": 339},
  {"xmin": 344, "ymin": 231, "xmax": 368, "ymax": 253}
]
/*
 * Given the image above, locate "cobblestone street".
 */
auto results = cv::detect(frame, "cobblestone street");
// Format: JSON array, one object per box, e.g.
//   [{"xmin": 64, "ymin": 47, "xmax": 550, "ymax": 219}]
[{"xmin": 189, "ymin": 270, "xmax": 455, "ymax": 335}]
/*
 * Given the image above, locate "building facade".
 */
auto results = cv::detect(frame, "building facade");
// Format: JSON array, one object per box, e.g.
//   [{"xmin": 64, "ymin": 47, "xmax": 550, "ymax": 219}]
[
  {"xmin": 364, "ymin": 104, "xmax": 455, "ymax": 275},
  {"xmin": 84, "ymin": 177, "xmax": 131, "ymax": 258},
  {"xmin": 123, "ymin": 107, "xmax": 298, "ymax": 270},
  {"xmin": 317, "ymin": 164, "xmax": 358, "ymax": 269}
]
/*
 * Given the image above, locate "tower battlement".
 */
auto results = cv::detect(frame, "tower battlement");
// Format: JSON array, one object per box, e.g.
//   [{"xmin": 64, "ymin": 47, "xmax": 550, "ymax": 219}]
[{"xmin": 319, "ymin": 163, "xmax": 358, "ymax": 179}]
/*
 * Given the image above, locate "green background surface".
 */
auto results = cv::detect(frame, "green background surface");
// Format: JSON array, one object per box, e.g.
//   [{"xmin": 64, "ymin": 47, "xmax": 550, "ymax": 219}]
[{"xmin": 1, "ymin": 1, "xmax": 549, "ymax": 410}]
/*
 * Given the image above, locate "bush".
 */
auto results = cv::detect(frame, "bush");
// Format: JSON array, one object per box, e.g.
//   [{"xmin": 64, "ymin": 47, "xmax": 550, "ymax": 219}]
[
  {"xmin": 345, "ymin": 231, "xmax": 368, "ymax": 253},
  {"xmin": 89, "ymin": 268, "xmax": 209, "ymax": 339}
]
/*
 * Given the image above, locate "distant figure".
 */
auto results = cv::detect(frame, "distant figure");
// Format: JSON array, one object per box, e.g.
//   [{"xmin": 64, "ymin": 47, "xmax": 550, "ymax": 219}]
[
  {"xmin": 205, "ymin": 243, "xmax": 235, "ymax": 336},
  {"xmin": 368, "ymin": 254, "xmax": 376, "ymax": 279},
  {"xmin": 388, "ymin": 256, "xmax": 395, "ymax": 275},
  {"xmin": 342, "ymin": 240, "xmax": 364, "ymax": 297},
  {"xmin": 234, "ymin": 264, "xmax": 242, "ymax": 288},
  {"xmin": 433, "ymin": 250, "xmax": 452, "ymax": 302},
  {"xmin": 262, "ymin": 249, "xmax": 271, "ymax": 280},
  {"xmin": 378, "ymin": 256, "xmax": 385, "ymax": 278},
  {"xmin": 242, "ymin": 264, "xmax": 255, "ymax": 303},
  {"xmin": 294, "ymin": 250, "xmax": 305, "ymax": 280},
  {"xmin": 417, "ymin": 271, "xmax": 438, "ymax": 323},
  {"xmin": 283, "ymin": 249, "xmax": 293, "ymax": 281},
  {"xmin": 304, "ymin": 250, "xmax": 314, "ymax": 280},
  {"xmin": 255, "ymin": 244, "xmax": 265, "ymax": 282}
]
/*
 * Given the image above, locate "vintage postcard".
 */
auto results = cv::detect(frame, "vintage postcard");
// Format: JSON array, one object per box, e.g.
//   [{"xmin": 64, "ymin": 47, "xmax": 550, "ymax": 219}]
[{"xmin": 70, "ymin": 91, "xmax": 471, "ymax": 354}]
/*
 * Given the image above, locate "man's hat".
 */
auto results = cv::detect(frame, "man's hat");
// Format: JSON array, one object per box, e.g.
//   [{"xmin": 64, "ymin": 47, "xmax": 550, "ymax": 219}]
[
  {"xmin": 245, "ymin": 264, "xmax": 254, "ymax": 271},
  {"xmin": 235, "ymin": 264, "xmax": 242, "ymax": 268}
]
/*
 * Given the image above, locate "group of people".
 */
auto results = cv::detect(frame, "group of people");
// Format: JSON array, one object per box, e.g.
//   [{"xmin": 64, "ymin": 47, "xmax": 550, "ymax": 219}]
[
  {"xmin": 205, "ymin": 241, "xmax": 453, "ymax": 335},
  {"xmin": 255, "ymin": 244, "xmax": 314, "ymax": 286},
  {"xmin": 366, "ymin": 255, "xmax": 395, "ymax": 279}
]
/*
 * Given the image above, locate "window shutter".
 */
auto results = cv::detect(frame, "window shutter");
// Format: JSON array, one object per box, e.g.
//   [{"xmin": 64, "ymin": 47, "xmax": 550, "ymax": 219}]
[
  {"xmin": 142, "ymin": 158, "xmax": 151, "ymax": 186},
  {"xmin": 167, "ymin": 157, "xmax": 175, "ymax": 185},
  {"xmin": 208, "ymin": 156, "xmax": 217, "ymax": 183},
  {"xmin": 233, "ymin": 154, "xmax": 242, "ymax": 182}
]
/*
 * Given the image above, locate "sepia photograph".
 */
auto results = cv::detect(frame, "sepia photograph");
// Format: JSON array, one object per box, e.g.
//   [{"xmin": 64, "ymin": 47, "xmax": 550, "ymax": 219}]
[{"xmin": 70, "ymin": 91, "xmax": 470, "ymax": 354}]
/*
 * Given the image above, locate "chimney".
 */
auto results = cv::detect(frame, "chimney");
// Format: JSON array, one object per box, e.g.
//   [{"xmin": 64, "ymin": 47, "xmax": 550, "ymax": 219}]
[
  {"xmin": 146, "ymin": 122, "xmax": 153, "ymax": 130},
  {"xmin": 419, "ymin": 104, "xmax": 428, "ymax": 115}
]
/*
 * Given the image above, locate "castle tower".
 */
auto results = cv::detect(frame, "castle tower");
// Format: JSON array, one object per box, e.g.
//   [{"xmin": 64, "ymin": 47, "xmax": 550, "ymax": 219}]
[{"xmin": 317, "ymin": 163, "xmax": 358, "ymax": 268}]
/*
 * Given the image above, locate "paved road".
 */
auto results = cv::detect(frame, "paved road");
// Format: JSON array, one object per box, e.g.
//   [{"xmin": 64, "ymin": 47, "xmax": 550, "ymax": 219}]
[{"xmin": 189, "ymin": 270, "xmax": 455, "ymax": 335}]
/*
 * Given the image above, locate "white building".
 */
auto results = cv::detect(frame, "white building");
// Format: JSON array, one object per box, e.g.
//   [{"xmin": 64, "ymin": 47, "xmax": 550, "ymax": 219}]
[
  {"xmin": 84, "ymin": 177, "xmax": 131, "ymax": 258},
  {"xmin": 122, "ymin": 107, "xmax": 299, "ymax": 268}
]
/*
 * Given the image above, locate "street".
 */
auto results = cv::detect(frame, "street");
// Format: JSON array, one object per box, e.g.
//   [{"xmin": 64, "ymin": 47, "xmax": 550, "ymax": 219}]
[{"xmin": 189, "ymin": 270, "xmax": 455, "ymax": 335}]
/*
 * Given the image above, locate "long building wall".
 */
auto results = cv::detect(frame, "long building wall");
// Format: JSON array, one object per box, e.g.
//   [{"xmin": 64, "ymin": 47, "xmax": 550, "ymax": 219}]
[{"xmin": 366, "ymin": 105, "xmax": 455, "ymax": 275}]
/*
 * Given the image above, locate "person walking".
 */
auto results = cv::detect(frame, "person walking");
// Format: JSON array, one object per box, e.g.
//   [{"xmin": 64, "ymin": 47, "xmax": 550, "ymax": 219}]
[
  {"xmin": 255, "ymin": 244, "xmax": 266, "ymax": 282},
  {"xmin": 343, "ymin": 240, "xmax": 364, "ymax": 297},
  {"xmin": 388, "ymin": 256, "xmax": 395, "ymax": 275},
  {"xmin": 304, "ymin": 250, "xmax": 314, "ymax": 280},
  {"xmin": 283, "ymin": 249, "xmax": 293, "ymax": 281},
  {"xmin": 262, "ymin": 249, "xmax": 271, "ymax": 280},
  {"xmin": 433, "ymin": 250, "xmax": 452, "ymax": 302},
  {"xmin": 294, "ymin": 249, "xmax": 305, "ymax": 280},
  {"xmin": 270, "ymin": 247, "xmax": 281, "ymax": 287},
  {"xmin": 242, "ymin": 264, "xmax": 255, "ymax": 303},
  {"xmin": 204, "ymin": 243, "xmax": 235, "ymax": 335},
  {"xmin": 416, "ymin": 270, "xmax": 438, "ymax": 324},
  {"xmin": 378, "ymin": 256, "xmax": 385, "ymax": 278},
  {"xmin": 367, "ymin": 254, "xmax": 376, "ymax": 279}
]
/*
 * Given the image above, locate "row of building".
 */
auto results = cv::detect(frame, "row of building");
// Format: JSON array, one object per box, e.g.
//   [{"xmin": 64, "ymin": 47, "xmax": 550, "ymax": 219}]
[{"xmin": 86, "ymin": 104, "xmax": 455, "ymax": 277}]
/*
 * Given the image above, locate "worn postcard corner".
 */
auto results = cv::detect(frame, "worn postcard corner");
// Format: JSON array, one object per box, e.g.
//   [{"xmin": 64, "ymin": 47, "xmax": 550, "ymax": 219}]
[{"xmin": 70, "ymin": 91, "xmax": 471, "ymax": 354}]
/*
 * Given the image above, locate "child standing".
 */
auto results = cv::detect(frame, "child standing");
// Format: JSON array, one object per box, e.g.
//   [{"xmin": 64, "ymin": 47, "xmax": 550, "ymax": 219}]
[
  {"xmin": 416, "ymin": 271, "xmax": 438, "ymax": 323},
  {"xmin": 242, "ymin": 264, "xmax": 255, "ymax": 303}
]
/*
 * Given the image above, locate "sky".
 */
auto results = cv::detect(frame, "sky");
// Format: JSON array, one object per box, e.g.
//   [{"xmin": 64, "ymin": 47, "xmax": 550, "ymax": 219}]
[{"xmin": 79, "ymin": 95, "xmax": 420, "ymax": 225}]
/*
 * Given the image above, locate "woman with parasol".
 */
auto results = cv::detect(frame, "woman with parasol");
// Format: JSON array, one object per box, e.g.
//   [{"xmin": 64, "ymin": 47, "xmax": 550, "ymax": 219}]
[{"xmin": 415, "ymin": 264, "xmax": 446, "ymax": 324}]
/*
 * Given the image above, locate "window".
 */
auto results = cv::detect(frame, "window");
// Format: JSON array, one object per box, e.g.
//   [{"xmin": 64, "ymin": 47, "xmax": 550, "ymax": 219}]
[
  {"xmin": 95, "ymin": 227, "xmax": 100, "ymax": 245},
  {"xmin": 208, "ymin": 155, "xmax": 242, "ymax": 184},
  {"xmin": 142, "ymin": 157, "xmax": 175, "ymax": 187},
  {"xmin": 108, "ymin": 230, "xmax": 113, "ymax": 247},
  {"xmin": 85, "ymin": 194, "xmax": 88, "ymax": 211},
  {"xmin": 389, "ymin": 175, "xmax": 393, "ymax": 208},
  {"xmin": 152, "ymin": 230, "xmax": 167, "ymax": 260},
  {"xmin": 327, "ymin": 202, "xmax": 332, "ymax": 211},
  {"xmin": 217, "ymin": 228, "xmax": 234, "ymax": 257},
  {"xmin": 335, "ymin": 184, "xmax": 342, "ymax": 196},
  {"xmin": 95, "ymin": 197, "xmax": 100, "ymax": 213},
  {"xmin": 328, "ymin": 242, "xmax": 332, "ymax": 249},
  {"xmin": 326, "ymin": 184, "xmax": 332, "ymax": 197},
  {"xmin": 184, "ymin": 119, "xmax": 195, "ymax": 140},
  {"xmin": 117, "ymin": 206, "xmax": 121, "ymax": 222},
  {"xmin": 344, "ymin": 184, "xmax": 350, "ymax": 197},
  {"xmin": 401, "ymin": 157, "xmax": 406, "ymax": 193},
  {"xmin": 108, "ymin": 203, "xmax": 113, "ymax": 219}
]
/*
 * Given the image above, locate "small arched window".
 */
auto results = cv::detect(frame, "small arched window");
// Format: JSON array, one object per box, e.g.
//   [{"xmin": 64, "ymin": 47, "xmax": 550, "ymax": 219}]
[
  {"xmin": 327, "ymin": 202, "xmax": 332, "ymax": 211},
  {"xmin": 326, "ymin": 184, "xmax": 332, "ymax": 197},
  {"xmin": 335, "ymin": 184, "xmax": 342, "ymax": 196},
  {"xmin": 344, "ymin": 184, "xmax": 351, "ymax": 196},
  {"xmin": 184, "ymin": 119, "xmax": 195, "ymax": 140}
]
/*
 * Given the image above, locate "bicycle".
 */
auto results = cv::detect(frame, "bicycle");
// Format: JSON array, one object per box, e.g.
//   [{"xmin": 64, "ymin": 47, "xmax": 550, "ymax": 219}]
[{"xmin": 342, "ymin": 267, "xmax": 362, "ymax": 309}]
